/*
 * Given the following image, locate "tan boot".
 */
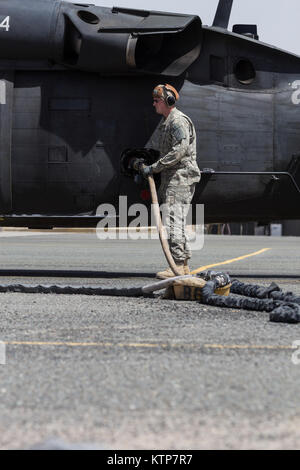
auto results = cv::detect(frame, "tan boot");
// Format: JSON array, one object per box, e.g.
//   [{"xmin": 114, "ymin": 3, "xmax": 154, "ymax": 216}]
[{"xmin": 156, "ymin": 264, "xmax": 185, "ymax": 280}]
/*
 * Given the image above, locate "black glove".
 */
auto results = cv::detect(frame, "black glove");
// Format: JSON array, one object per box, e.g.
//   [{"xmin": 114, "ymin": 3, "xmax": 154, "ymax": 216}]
[
  {"xmin": 129, "ymin": 158, "xmax": 145, "ymax": 172},
  {"xmin": 140, "ymin": 165, "xmax": 153, "ymax": 179}
]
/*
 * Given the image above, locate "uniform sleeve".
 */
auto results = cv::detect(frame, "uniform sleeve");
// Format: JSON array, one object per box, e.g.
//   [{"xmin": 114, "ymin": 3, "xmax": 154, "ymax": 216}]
[{"xmin": 150, "ymin": 118, "xmax": 190, "ymax": 173}]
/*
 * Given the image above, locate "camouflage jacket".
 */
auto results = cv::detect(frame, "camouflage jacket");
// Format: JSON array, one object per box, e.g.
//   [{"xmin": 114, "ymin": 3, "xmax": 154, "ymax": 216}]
[{"xmin": 151, "ymin": 107, "xmax": 201, "ymax": 188}]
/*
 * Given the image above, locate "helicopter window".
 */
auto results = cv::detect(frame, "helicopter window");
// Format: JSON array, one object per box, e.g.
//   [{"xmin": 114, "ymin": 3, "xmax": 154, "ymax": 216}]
[
  {"xmin": 77, "ymin": 10, "xmax": 100, "ymax": 25},
  {"xmin": 234, "ymin": 59, "xmax": 256, "ymax": 85}
]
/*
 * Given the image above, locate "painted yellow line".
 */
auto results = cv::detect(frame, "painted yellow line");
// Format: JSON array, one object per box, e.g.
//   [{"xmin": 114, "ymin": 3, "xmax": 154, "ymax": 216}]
[
  {"xmin": 191, "ymin": 247, "xmax": 271, "ymax": 275},
  {"xmin": 204, "ymin": 344, "xmax": 293, "ymax": 351},
  {"xmin": 5, "ymin": 340, "xmax": 169, "ymax": 348},
  {"xmin": 4, "ymin": 340, "xmax": 293, "ymax": 351}
]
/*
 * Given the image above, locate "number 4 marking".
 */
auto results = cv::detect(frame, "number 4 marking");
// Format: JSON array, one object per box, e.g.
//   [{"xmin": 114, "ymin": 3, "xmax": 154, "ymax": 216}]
[{"xmin": 0, "ymin": 16, "xmax": 10, "ymax": 32}]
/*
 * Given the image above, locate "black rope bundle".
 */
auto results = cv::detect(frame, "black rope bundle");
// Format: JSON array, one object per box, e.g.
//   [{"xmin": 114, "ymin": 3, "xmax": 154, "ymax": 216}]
[
  {"xmin": 230, "ymin": 279, "xmax": 300, "ymax": 304},
  {"xmin": 199, "ymin": 273, "xmax": 300, "ymax": 324}
]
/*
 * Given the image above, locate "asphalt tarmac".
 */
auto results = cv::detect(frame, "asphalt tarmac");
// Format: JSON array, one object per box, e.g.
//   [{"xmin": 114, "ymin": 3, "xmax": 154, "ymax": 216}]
[{"xmin": 0, "ymin": 231, "xmax": 299, "ymax": 450}]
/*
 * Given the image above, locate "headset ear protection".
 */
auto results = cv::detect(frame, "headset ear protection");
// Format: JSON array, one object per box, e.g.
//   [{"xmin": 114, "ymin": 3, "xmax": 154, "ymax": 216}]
[
  {"xmin": 153, "ymin": 84, "xmax": 179, "ymax": 107},
  {"xmin": 163, "ymin": 84, "xmax": 178, "ymax": 107}
]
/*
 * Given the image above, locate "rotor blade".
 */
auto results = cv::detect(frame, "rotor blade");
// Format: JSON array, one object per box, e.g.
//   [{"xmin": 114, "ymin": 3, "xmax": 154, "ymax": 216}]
[{"xmin": 213, "ymin": 0, "xmax": 234, "ymax": 28}]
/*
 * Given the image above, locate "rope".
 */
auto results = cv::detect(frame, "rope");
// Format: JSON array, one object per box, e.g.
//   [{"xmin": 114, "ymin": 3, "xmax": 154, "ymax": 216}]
[
  {"xmin": 0, "ymin": 273, "xmax": 298, "ymax": 324},
  {"xmin": 200, "ymin": 275, "xmax": 300, "ymax": 324}
]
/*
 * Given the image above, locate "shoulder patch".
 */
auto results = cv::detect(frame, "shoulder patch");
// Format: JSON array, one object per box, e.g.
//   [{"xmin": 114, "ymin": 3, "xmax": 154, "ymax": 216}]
[
  {"xmin": 170, "ymin": 115, "xmax": 190, "ymax": 141},
  {"xmin": 172, "ymin": 124, "xmax": 187, "ymax": 142}
]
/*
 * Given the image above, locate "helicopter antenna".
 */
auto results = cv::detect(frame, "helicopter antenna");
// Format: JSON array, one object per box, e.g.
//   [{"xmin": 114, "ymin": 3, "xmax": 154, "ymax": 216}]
[{"xmin": 213, "ymin": 0, "xmax": 233, "ymax": 29}]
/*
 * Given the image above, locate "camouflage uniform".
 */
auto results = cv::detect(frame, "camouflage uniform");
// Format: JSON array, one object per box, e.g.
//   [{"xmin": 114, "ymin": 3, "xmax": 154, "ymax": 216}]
[{"xmin": 151, "ymin": 107, "xmax": 201, "ymax": 263}]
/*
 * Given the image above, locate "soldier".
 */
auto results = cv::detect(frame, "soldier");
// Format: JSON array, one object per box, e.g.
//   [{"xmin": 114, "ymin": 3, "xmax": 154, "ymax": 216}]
[{"xmin": 140, "ymin": 84, "xmax": 201, "ymax": 279}]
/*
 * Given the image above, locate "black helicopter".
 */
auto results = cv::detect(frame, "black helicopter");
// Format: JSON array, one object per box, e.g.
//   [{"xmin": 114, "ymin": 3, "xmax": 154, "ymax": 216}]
[{"xmin": 0, "ymin": 0, "xmax": 299, "ymax": 228}]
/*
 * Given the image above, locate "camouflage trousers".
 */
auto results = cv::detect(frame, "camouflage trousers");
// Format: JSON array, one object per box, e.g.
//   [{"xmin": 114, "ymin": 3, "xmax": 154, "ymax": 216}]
[{"xmin": 159, "ymin": 184, "xmax": 196, "ymax": 263}]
